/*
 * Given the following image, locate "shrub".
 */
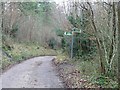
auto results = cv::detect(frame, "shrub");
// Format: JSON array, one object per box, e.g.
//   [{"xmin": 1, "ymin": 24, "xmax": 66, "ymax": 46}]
[
  {"xmin": 48, "ymin": 37, "xmax": 56, "ymax": 49},
  {"xmin": 55, "ymin": 28, "xmax": 64, "ymax": 37}
]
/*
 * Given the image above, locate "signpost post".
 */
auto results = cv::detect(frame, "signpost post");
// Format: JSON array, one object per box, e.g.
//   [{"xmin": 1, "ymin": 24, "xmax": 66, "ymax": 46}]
[
  {"xmin": 71, "ymin": 31, "xmax": 74, "ymax": 58},
  {"xmin": 64, "ymin": 29, "xmax": 81, "ymax": 58}
]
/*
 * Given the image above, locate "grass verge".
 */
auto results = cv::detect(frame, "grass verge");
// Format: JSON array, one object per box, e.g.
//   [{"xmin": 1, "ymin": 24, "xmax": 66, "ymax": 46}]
[
  {"xmin": 53, "ymin": 51, "xmax": 118, "ymax": 88},
  {"xmin": 1, "ymin": 42, "xmax": 57, "ymax": 73}
]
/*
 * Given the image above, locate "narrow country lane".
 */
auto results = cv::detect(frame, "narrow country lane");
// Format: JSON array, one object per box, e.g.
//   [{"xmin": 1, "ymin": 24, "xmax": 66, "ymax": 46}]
[{"xmin": 0, "ymin": 56, "xmax": 63, "ymax": 89}]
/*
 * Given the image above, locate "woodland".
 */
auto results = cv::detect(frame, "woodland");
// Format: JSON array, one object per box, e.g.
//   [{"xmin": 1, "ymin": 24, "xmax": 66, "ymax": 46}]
[{"xmin": 0, "ymin": 1, "xmax": 120, "ymax": 88}]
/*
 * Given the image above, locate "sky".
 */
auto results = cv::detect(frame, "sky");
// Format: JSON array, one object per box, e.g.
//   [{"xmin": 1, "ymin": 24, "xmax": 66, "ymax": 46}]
[
  {"xmin": 53, "ymin": 0, "xmax": 118, "ymax": 4},
  {"xmin": 0, "ymin": 0, "xmax": 118, "ymax": 3},
  {"xmin": 50, "ymin": 0, "xmax": 68, "ymax": 6},
  {"xmin": 53, "ymin": 0, "xmax": 68, "ymax": 4}
]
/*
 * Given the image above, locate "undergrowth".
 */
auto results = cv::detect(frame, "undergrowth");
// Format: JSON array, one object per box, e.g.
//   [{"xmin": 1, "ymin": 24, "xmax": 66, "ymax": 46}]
[
  {"xmin": 55, "ymin": 51, "xmax": 118, "ymax": 88},
  {"xmin": 1, "ymin": 40, "xmax": 57, "ymax": 71}
]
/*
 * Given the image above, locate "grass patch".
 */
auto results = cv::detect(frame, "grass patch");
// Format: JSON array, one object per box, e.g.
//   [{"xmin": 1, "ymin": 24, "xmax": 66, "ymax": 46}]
[
  {"xmin": 54, "ymin": 50, "xmax": 69, "ymax": 64},
  {"xmin": 1, "ymin": 42, "xmax": 57, "ymax": 71}
]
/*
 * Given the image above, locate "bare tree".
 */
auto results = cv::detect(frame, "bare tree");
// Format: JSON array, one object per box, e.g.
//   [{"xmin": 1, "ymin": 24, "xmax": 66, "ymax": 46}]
[
  {"xmin": 87, "ymin": 2, "xmax": 118, "ymax": 76},
  {"xmin": 117, "ymin": 1, "xmax": 120, "ymax": 88},
  {"xmin": 87, "ymin": 2, "xmax": 106, "ymax": 74}
]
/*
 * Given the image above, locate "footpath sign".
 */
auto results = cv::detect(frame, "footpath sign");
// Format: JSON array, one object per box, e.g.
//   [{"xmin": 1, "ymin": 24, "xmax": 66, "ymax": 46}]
[
  {"xmin": 64, "ymin": 32, "xmax": 72, "ymax": 36},
  {"xmin": 64, "ymin": 29, "xmax": 81, "ymax": 58}
]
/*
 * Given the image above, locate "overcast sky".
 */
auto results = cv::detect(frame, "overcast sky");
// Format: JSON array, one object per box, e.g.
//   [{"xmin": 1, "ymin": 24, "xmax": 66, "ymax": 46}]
[
  {"xmin": 53, "ymin": 0, "xmax": 117, "ymax": 4},
  {"xmin": 0, "ymin": 0, "xmax": 117, "ymax": 3},
  {"xmin": 53, "ymin": 0, "xmax": 68, "ymax": 4}
]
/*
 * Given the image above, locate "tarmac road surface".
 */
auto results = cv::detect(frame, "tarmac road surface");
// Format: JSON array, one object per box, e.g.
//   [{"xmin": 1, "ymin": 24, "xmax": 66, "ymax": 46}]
[{"xmin": 0, "ymin": 56, "xmax": 63, "ymax": 89}]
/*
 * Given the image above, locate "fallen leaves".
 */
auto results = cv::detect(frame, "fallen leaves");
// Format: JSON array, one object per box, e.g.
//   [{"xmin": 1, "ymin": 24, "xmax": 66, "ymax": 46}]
[{"xmin": 53, "ymin": 56, "xmax": 101, "ymax": 88}]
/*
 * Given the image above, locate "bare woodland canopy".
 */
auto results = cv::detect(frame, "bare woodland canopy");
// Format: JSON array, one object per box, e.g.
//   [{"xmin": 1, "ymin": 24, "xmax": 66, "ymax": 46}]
[{"xmin": 1, "ymin": 0, "xmax": 120, "ymax": 88}]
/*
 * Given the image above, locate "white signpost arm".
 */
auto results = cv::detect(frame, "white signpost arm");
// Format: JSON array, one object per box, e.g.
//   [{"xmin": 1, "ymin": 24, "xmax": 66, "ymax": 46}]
[{"xmin": 64, "ymin": 30, "xmax": 81, "ymax": 59}]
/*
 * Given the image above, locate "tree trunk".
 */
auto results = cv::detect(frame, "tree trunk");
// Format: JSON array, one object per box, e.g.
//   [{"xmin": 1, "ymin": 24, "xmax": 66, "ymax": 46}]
[
  {"xmin": 1, "ymin": 2, "xmax": 4, "ymax": 31},
  {"xmin": 108, "ymin": 2, "xmax": 117, "ymax": 73},
  {"xmin": 117, "ymin": 1, "xmax": 120, "ymax": 89},
  {"xmin": 87, "ymin": 2, "xmax": 105, "ymax": 74}
]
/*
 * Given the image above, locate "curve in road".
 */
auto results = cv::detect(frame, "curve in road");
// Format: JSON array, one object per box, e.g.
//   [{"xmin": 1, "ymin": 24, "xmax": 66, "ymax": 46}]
[{"xmin": 0, "ymin": 56, "xmax": 63, "ymax": 88}]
